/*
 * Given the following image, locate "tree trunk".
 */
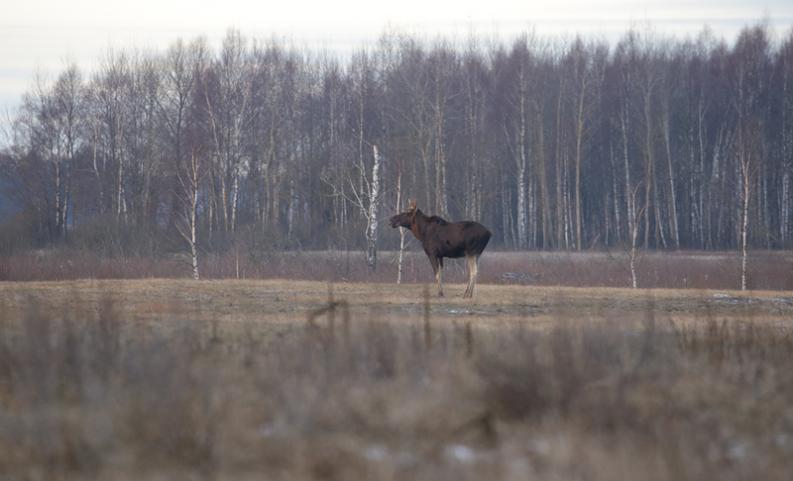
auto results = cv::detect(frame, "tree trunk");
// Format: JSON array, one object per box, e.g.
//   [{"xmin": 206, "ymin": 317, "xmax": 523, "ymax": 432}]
[
  {"xmin": 555, "ymin": 78, "xmax": 565, "ymax": 248},
  {"xmin": 516, "ymin": 75, "xmax": 529, "ymax": 248},
  {"xmin": 176, "ymin": 152, "xmax": 202, "ymax": 280},
  {"xmin": 573, "ymin": 75, "xmax": 586, "ymax": 250},
  {"xmin": 740, "ymin": 155, "xmax": 751, "ymax": 291},
  {"xmin": 517, "ymin": 163, "xmax": 528, "ymax": 249},
  {"xmin": 395, "ymin": 168, "xmax": 406, "ymax": 284},
  {"xmin": 190, "ymin": 191, "xmax": 199, "ymax": 281},
  {"xmin": 535, "ymin": 100, "xmax": 551, "ymax": 248},
  {"xmin": 609, "ymin": 140, "xmax": 622, "ymax": 244},
  {"xmin": 663, "ymin": 106, "xmax": 680, "ymax": 248},
  {"xmin": 621, "ymin": 105, "xmax": 635, "ymax": 244},
  {"xmin": 366, "ymin": 145, "xmax": 382, "ymax": 270},
  {"xmin": 434, "ymin": 74, "xmax": 448, "ymax": 217},
  {"xmin": 643, "ymin": 92, "xmax": 654, "ymax": 248}
]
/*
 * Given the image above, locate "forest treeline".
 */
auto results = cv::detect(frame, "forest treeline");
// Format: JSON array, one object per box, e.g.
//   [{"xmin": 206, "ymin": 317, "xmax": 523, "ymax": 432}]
[{"xmin": 2, "ymin": 24, "xmax": 793, "ymax": 257}]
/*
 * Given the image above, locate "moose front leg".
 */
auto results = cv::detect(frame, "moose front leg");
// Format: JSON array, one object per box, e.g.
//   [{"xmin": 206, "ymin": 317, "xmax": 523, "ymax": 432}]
[{"xmin": 428, "ymin": 255, "xmax": 444, "ymax": 297}]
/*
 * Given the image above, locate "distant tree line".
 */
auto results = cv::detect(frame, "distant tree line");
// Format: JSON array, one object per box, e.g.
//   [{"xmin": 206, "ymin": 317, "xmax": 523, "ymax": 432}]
[{"xmin": 2, "ymin": 24, "xmax": 793, "ymax": 257}]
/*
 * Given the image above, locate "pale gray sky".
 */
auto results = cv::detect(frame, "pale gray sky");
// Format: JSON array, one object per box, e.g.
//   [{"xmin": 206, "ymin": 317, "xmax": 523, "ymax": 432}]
[{"xmin": 2, "ymin": 0, "xmax": 793, "ymax": 130}]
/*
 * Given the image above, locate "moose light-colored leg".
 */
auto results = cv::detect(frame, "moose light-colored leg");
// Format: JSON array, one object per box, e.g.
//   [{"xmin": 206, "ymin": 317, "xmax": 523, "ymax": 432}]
[
  {"xmin": 464, "ymin": 255, "xmax": 476, "ymax": 298},
  {"xmin": 428, "ymin": 255, "xmax": 443, "ymax": 297},
  {"xmin": 470, "ymin": 256, "xmax": 480, "ymax": 297},
  {"xmin": 436, "ymin": 257, "xmax": 444, "ymax": 297}
]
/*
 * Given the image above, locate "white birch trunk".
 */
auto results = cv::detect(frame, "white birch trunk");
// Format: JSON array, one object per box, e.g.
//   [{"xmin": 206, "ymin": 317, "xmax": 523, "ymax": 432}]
[
  {"xmin": 92, "ymin": 123, "xmax": 105, "ymax": 214},
  {"xmin": 398, "ymin": 229, "xmax": 407, "ymax": 283},
  {"xmin": 516, "ymin": 69, "xmax": 529, "ymax": 249},
  {"xmin": 189, "ymin": 185, "xmax": 199, "ymax": 281},
  {"xmin": 663, "ymin": 109, "xmax": 680, "ymax": 248},
  {"xmin": 573, "ymin": 73, "xmax": 586, "ymax": 251},
  {"xmin": 502, "ymin": 178, "xmax": 515, "ymax": 248},
  {"xmin": 782, "ymin": 65, "xmax": 792, "ymax": 244},
  {"xmin": 176, "ymin": 152, "xmax": 202, "ymax": 280},
  {"xmin": 609, "ymin": 142, "xmax": 622, "ymax": 243},
  {"xmin": 55, "ymin": 160, "xmax": 62, "ymax": 234},
  {"xmin": 434, "ymin": 74, "xmax": 448, "ymax": 217},
  {"xmin": 621, "ymin": 107, "xmax": 635, "ymax": 243},
  {"xmin": 529, "ymin": 168, "xmax": 537, "ymax": 247},
  {"xmin": 115, "ymin": 115, "xmax": 126, "ymax": 222},
  {"xmin": 395, "ymin": 169, "xmax": 406, "ymax": 284},
  {"xmin": 563, "ymin": 149, "xmax": 571, "ymax": 249},
  {"xmin": 287, "ymin": 179, "xmax": 296, "ymax": 241},
  {"xmin": 629, "ymin": 185, "xmax": 644, "ymax": 289},
  {"xmin": 517, "ymin": 164, "xmax": 528, "ymax": 249},
  {"xmin": 366, "ymin": 145, "xmax": 382, "ymax": 270},
  {"xmin": 231, "ymin": 171, "xmax": 239, "ymax": 233},
  {"xmin": 783, "ymin": 171, "xmax": 791, "ymax": 243},
  {"xmin": 740, "ymin": 156, "xmax": 751, "ymax": 291}
]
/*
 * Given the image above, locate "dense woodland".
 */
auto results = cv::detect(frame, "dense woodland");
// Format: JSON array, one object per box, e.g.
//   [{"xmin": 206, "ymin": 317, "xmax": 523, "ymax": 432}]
[{"xmin": 2, "ymin": 24, "xmax": 793, "ymax": 261}]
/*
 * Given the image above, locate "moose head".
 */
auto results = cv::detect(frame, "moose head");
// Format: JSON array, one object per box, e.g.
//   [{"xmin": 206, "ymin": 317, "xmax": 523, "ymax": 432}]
[{"xmin": 389, "ymin": 199, "xmax": 417, "ymax": 229}]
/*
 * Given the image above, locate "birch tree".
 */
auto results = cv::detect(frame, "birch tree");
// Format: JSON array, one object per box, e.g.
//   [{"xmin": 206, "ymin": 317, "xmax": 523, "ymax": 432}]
[
  {"xmin": 739, "ymin": 144, "xmax": 753, "ymax": 291},
  {"xmin": 203, "ymin": 30, "xmax": 252, "ymax": 234},
  {"xmin": 366, "ymin": 145, "xmax": 383, "ymax": 270},
  {"xmin": 91, "ymin": 50, "xmax": 133, "ymax": 223},
  {"xmin": 50, "ymin": 64, "xmax": 84, "ymax": 238},
  {"xmin": 322, "ymin": 144, "xmax": 384, "ymax": 270},
  {"xmin": 628, "ymin": 182, "xmax": 646, "ymax": 288},
  {"xmin": 5, "ymin": 24, "xmax": 793, "ymax": 257},
  {"xmin": 567, "ymin": 38, "xmax": 594, "ymax": 250},
  {"xmin": 176, "ymin": 150, "xmax": 203, "ymax": 280},
  {"xmin": 394, "ymin": 166, "xmax": 408, "ymax": 284}
]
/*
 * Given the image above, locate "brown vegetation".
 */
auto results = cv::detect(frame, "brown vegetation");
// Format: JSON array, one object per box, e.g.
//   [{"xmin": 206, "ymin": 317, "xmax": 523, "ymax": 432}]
[
  {"xmin": 1, "ymin": 280, "xmax": 793, "ymax": 480},
  {"xmin": 2, "ymin": 249, "xmax": 793, "ymax": 291}
]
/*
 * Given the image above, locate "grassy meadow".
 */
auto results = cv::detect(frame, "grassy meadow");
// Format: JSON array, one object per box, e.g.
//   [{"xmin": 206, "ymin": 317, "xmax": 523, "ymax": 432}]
[
  {"xmin": 1, "ymin": 279, "xmax": 793, "ymax": 480},
  {"xmin": 4, "ymin": 249, "xmax": 793, "ymax": 291}
]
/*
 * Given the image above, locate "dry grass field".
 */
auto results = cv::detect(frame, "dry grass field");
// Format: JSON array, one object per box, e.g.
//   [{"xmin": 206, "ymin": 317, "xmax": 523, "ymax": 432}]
[
  {"xmin": 4, "ymin": 249, "xmax": 793, "ymax": 291},
  {"xmin": 2, "ymin": 279, "xmax": 793, "ymax": 480}
]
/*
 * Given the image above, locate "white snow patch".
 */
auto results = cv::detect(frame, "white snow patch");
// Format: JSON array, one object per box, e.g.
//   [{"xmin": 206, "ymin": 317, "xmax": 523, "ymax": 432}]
[
  {"xmin": 444, "ymin": 444, "xmax": 476, "ymax": 463},
  {"xmin": 363, "ymin": 444, "xmax": 388, "ymax": 461}
]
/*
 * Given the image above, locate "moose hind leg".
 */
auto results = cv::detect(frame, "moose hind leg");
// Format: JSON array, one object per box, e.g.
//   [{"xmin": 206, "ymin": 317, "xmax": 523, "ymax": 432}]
[
  {"xmin": 428, "ymin": 255, "xmax": 444, "ymax": 297},
  {"xmin": 436, "ymin": 257, "xmax": 444, "ymax": 297},
  {"xmin": 470, "ymin": 256, "xmax": 480, "ymax": 298},
  {"xmin": 464, "ymin": 255, "xmax": 475, "ymax": 298}
]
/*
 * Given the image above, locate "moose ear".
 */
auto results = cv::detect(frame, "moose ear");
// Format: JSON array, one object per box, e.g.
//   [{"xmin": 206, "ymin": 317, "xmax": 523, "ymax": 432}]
[{"xmin": 408, "ymin": 199, "xmax": 417, "ymax": 211}]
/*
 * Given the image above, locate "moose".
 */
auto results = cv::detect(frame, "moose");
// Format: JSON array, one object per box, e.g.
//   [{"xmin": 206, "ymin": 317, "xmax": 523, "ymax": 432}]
[{"xmin": 390, "ymin": 200, "xmax": 491, "ymax": 298}]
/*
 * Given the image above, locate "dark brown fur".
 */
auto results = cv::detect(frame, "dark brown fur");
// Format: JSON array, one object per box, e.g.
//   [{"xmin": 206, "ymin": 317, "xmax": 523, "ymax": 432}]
[{"xmin": 390, "ymin": 200, "xmax": 491, "ymax": 298}]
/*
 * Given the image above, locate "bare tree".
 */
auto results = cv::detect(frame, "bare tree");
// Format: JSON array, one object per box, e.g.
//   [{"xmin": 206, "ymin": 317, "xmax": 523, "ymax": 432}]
[
  {"xmin": 323, "ymin": 144, "xmax": 385, "ymax": 270},
  {"xmin": 50, "ymin": 64, "xmax": 84, "ymax": 238},
  {"xmin": 5, "ymin": 24, "xmax": 793, "ymax": 264},
  {"xmin": 628, "ymin": 183, "xmax": 647, "ymax": 289},
  {"xmin": 203, "ymin": 30, "xmax": 252, "ymax": 234},
  {"xmin": 394, "ymin": 166, "xmax": 408, "ymax": 284},
  {"xmin": 175, "ymin": 150, "xmax": 204, "ymax": 280},
  {"xmin": 739, "ymin": 146, "xmax": 753, "ymax": 291},
  {"xmin": 366, "ymin": 145, "xmax": 383, "ymax": 270},
  {"xmin": 567, "ymin": 38, "xmax": 595, "ymax": 250},
  {"xmin": 91, "ymin": 50, "xmax": 133, "ymax": 223}
]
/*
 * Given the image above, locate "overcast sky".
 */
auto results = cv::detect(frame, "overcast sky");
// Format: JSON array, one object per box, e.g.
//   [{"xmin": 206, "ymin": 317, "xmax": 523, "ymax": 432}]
[{"xmin": 2, "ymin": 0, "xmax": 793, "ymax": 131}]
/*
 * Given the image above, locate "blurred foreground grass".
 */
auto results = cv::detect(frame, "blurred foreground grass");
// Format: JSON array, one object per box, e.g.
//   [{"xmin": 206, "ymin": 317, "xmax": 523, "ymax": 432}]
[{"xmin": 1, "ymin": 280, "xmax": 792, "ymax": 480}]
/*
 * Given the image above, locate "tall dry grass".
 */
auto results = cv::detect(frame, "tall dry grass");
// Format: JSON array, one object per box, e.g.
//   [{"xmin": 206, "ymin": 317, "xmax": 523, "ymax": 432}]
[{"xmin": 1, "ymin": 295, "xmax": 792, "ymax": 480}]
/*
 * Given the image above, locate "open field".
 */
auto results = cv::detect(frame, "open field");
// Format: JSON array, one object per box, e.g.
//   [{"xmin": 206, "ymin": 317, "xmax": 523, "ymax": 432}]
[
  {"xmin": 3, "ymin": 278, "xmax": 793, "ymax": 327},
  {"xmin": 3, "ymin": 249, "xmax": 793, "ymax": 290},
  {"xmin": 2, "ymin": 280, "xmax": 793, "ymax": 480}
]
